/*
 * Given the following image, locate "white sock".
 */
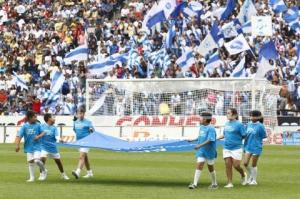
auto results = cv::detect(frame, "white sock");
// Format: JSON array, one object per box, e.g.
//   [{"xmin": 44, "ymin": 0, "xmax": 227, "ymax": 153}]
[
  {"xmin": 193, "ymin": 170, "xmax": 201, "ymax": 186},
  {"xmin": 75, "ymin": 168, "xmax": 81, "ymax": 175},
  {"xmin": 252, "ymin": 167, "xmax": 257, "ymax": 181},
  {"xmin": 210, "ymin": 170, "xmax": 217, "ymax": 185},
  {"xmin": 34, "ymin": 159, "xmax": 45, "ymax": 172},
  {"xmin": 246, "ymin": 166, "xmax": 252, "ymax": 180},
  {"xmin": 28, "ymin": 163, "xmax": 35, "ymax": 179}
]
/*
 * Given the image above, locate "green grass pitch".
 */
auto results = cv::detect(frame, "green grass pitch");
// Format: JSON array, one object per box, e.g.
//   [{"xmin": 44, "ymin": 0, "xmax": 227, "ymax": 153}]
[{"xmin": 0, "ymin": 144, "xmax": 299, "ymax": 199}]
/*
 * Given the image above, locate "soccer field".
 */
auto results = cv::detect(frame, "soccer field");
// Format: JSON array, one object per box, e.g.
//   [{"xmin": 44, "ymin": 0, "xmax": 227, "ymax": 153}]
[{"xmin": 0, "ymin": 144, "xmax": 299, "ymax": 199}]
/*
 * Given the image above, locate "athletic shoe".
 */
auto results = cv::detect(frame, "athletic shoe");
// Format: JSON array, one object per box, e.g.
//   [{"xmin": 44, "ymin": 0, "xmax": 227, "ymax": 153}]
[
  {"xmin": 208, "ymin": 184, "xmax": 218, "ymax": 190},
  {"xmin": 247, "ymin": 176, "xmax": 253, "ymax": 184},
  {"xmin": 188, "ymin": 183, "xmax": 197, "ymax": 189},
  {"xmin": 249, "ymin": 181, "xmax": 258, "ymax": 186},
  {"xmin": 38, "ymin": 173, "xmax": 43, "ymax": 181},
  {"xmin": 224, "ymin": 183, "xmax": 234, "ymax": 188},
  {"xmin": 40, "ymin": 169, "xmax": 48, "ymax": 181},
  {"xmin": 26, "ymin": 178, "xmax": 34, "ymax": 182},
  {"xmin": 61, "ymin": 174, "xmax": 70, "ymax": 180},
  {"xmin": 72, "ymin": 170, "xmax": 79, "ymax": 179},
  {"xmin": 241, "ymin": 173, "xmax": 248, "ymax": 186},
  {"xmin": 83, "ymin": 173, "xmax": 93, "ymax": 178}
]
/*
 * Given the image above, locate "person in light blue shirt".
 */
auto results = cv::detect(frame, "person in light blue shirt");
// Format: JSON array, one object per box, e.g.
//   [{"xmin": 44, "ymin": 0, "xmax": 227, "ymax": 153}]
[
  {"xmin": 34, "ymin": 113, "xmax": 69, "ymax": 180},
  {"xmin": 187, "ymin": 112, "xmax": 218, "ymax": 190},
  {"xmin": 15, "ymin": 110, "xmax": 47, "ymax": 182},
  {"xmin": 218, "ymin": 108, "xmax": 247, "ymax": 188},
  {"xmin": 243, "ymin": 110, "xmax": 267, "ymax": 186},
  {"xmin": 72, "ymin": 107, "xmax": 95, "ymax": 179}
]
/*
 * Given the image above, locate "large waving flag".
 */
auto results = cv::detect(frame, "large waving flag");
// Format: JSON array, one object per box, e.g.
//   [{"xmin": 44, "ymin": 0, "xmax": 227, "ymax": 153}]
[
  {"xmin": 143, "ymin": 0, "xmax": 176, "ymax": 30},
  {"xmin": 198, "ymin": 22, "xmax": 220, "ymax": 56},
  {"xmin": 50, "ymin": 71, "xmax": 65, "ymax": 94},
  {"xmin": 292, "ymin": 42, "xmax": 300, "ymax": 75},
  {"xmin": 166, "ymin": 21, "xmax": 176, "ymax": 49},
  {"xmin": 176, "ymin": 48, "xmax": 195, "ymax": 72},
  {"xmin": 64, "ymin": 44, "xmax": 88, "ymax": 65},
  {"xmin": 204, "ymin": 51, "xmax": 222, "ymax": 75},
  {"xmin": 61, "ymin": 131, "xmax": 224, "ymax": 152},
  {"xmin": 88, "ymin": 53, "xmax": 128, "ymax": 75},
  {"xmin": 283, "ymin": 6, "xmax": 300, "ymax": 33},
  {"xmin": 255, "ymin": 41, "xmax": 278, "ymax": 78},
  {"xmin": 268, "ymin": 0, "xmax": 287, "ymax": 13},
  {"xmin": 231, "ymin": 56, "xmax": 247, "ymax": 77},
  {"xmin": 237, "ymin": 0, "xmax": 257, "ymax": 24},
  {"xmin": 13, "ymin": 72, "xmax": 28, "ymax": 90},
  {"xmin": 214, "ymin": 0, "xmax": 236, "ymax": 21},
  {"xmin": 224, "ymin": 34, "xmax": 251, "ymax": 55}
]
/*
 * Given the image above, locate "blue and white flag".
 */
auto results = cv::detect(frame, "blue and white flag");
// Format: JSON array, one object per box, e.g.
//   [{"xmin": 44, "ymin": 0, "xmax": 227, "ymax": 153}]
[
  {"xmin": 50, "ymin": 71, "xmax": 65, "ymax": 94},
  {"xmin": 222, "ymin": 21, "xmax": 238, "ymax": 38},
  {"xmin": 198, "ymin": 22, "xmax": 220, "ymax": 57},
  {"xmin": 166, "ymin": 21, "xmax": 176, "ymax": 49},
  {"xmin": 204, "ymin": 51, "xmax": 222, "ymax": 75},
  {"xmin": 128, "ymin": 50, "xmax": 140, "ymax": 69},
  {"xmin": 242, "ymin": 20, "xmax": 252, "ymax": 34},
  {"xmin": 255, "ymin": 56, "xmax": 276, "ymax": 79},
  {"xmin": 268, "ymin": 0, "xmax": 287, "ymax": 13},
  {"xmin": 142, "ymin": 2, "xmax": 166, "ymax": 30},
  {"xmin": 143, "ymin": 0, "xmax": 176, "ymax": 30},
  {"xmin": 13, "ymin": 72, "xmax": 28, "ymax": 90},
  {"xmin": 224, "ymin": 34, "xmax": 251, "ymax": 55},
  {"xmin": 189, "ymin": 1, "xmax": 203, "ymax": 12},
  {"xmin": 231, "ymin": 56, "xmax": 247, "ymax": 77},
  {"xmin": 214, "ymin": 0, "xmax": 236, "ymax": 21},
  {"xmin": 292, "ymin": 42, "xmax": 300, "ymax": 75},
  {"xmin": 176, "ymin": 48, "xmax": 195, "ymax": 72},
  {"xmin": 88, "ymin": 53, "xmax": 128, "ymax": 75},
  {"xmin": 237, "ymin": 0, "xmax": 257, "ymax": 24},
  {"xmin": 64, "ymin": 44, "xmax": 88, "ymax": 65},
  {"xmin": 283, "ymin": 6, "xmax": 300, "ymax": 33},
  {"xmin": 259, "ymin": 41, "xmax": 278, "ymax": 60}
]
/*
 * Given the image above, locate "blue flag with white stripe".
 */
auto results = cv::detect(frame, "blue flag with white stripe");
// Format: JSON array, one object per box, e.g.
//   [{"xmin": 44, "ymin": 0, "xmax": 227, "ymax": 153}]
[
  {"xmin": 166, "ymin": 21, "xmax": 176, "ymax": 49},
  {"xmin": 231, "ymin": 56, "xmax": 247, "ymax": 77},
  {"xmin": 50, "ymin": 71, "xmax": 65, "ymax": 95},
  {"xmin": 13, "ymin": 72, "xmax": 28, "ymax": 91},
  {"xmin": 237, "ymin": 0, "xmax": 257, "ymax": 24},
  {"xmin": 64, "ymin": 44, "xmax": 88, "ymax": 65},
  {"xmin": 204, "ymin": 51, "xmax": 222, "ymax": 76},
  {"xmin": 268, "ymin": 0, "xmax": 287, "ymax": 13},
  {"xmin": 220, "ymin": 0, "xmax": 236, "ymax": 21},
  {"xmin": 88, "ymin": 53, "xmax": 128, "ymax": 75},
  {"xmin": 176, "ymin": 48, "xmax": 195, "ymax": 72},
  {"xmin": 283, "ymin": 6, "xmax": 300, "ymax": 33},
  {"xmin": 259, "ymin": 41, "xmax": 278, "ymax": 60}
]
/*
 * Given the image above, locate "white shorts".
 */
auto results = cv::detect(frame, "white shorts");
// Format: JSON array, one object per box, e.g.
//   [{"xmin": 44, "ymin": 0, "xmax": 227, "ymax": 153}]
[
  {"xmin": 27, "ymin": 151, "xmax": 41, "ymax": 162},
  {"xmin": 245, "ymin": 151, "xmax": 259, "ymax": 156},
  {"xmin": 79, "ymin": 148, "xmax": 90, "ymax": 153},
  {"xmin": 41, "ymin": 150, "xmax": 61, "ymax": 159},
  {"xmin": 223, "ymin": 148, "xmax": 243, "ymax": 161},
  {"xmin": 197, "ymin": 157, "xmax": 215, "ymax": 165}
]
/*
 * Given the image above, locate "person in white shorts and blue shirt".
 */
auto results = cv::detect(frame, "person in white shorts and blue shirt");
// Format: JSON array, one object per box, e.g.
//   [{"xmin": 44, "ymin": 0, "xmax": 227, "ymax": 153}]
[
  {"xmin": 243, "ymin": 110, "xmax": 267, "ymax": 186},
  {"xmin": 218, "ymin": 108, "xmax": 247, "ymax": 188},
  {"xmin": 15, "ymin": 110, "xmax": 47, "ymax": 182},
  {"xmin": 188, "ymin": 112, "xmax": 218, "ymax": 190},
  {"xmin": 34, "ymin": 113, "xmax": 69, "ymax": 180},
  {"xmin": 72, "ymin": 107, "xmax": 94, "ymax": 179}
]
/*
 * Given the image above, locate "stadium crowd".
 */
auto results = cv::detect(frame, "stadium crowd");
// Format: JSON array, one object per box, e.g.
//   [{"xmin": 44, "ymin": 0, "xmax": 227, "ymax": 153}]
[{"xmin": 0, "ymin": 0, "xmax": 299, "ymax": 116}]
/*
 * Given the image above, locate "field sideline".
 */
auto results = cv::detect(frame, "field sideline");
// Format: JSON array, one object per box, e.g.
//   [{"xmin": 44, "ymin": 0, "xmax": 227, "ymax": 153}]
[{"xmin": 0, "ymin": 144, "xmax": 299, "ymax": 199}]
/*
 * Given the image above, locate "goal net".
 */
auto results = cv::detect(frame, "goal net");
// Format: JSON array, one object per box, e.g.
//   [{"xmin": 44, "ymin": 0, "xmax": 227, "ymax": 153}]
[{"xmin": 86, "ymin": 78, "xmax": 280, "ymax": 129}]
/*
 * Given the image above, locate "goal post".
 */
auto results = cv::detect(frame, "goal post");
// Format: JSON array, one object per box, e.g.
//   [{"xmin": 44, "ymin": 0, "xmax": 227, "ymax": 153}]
[{"xmin": 86, "ymin": 78, "xmax": 280, "ymax": 128}]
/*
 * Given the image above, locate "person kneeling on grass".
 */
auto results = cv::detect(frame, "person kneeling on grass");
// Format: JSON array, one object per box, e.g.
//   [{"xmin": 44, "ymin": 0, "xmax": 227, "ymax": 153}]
[
  {"xmin": 34, "ymin": 113, "xmax": 69, "ymax": 180},
  {"xmin": 72, "ymin": 108, "xmax": 95, "ymax": 179},
  {"xmin": 243, "ymin": 110, "xmax": 267, "ymax": 186},
  {"xmin": 15, "ymin": 110, "xmax": 47, "ymax": 182},
  {"xmin": 187, "ymin": 112, "xmax": 218, "ymax": 190}
]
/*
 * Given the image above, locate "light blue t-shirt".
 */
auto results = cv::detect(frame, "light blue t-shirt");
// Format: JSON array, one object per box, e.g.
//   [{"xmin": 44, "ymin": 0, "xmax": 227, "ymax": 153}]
[
  {"xmin": 223, "ymin": 120, "xmax": 246, "ymax": 150},
  {"xmin": 74, "ymin": 119, "xmax": 94, "ymax": 140},
  {"xmin": 17, "ymin": 122, "xmax": 42, "ymax": 153},
  {"xmin": 244, "ymin": 122, "xmax": 267, "ymax": 155},
  {"xmin": 195, "ymin": 125, "xmax": 217, "ymax": 160},
  {"xmin": 41, "ymin": 124, "xmax": 59, "ymax": 154}
]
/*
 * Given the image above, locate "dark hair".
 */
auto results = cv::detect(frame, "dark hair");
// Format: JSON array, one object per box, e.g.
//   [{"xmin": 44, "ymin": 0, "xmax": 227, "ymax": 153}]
[
  {"xmin": 200, "ymin": 111, "xmax": 212, "ymax": 123},
  {"xmin": 250, "ymin": 110, "xmax": 264, "ymax": 123},
  {"xmin": 26, "ymin": 110, "xmax": 36, "ymax": 120},
  {"xmin": 44, "ymin": 113, "xmax": 52, "ymax": 123},
  {"xmin": 77, "ymin": 106, "xmax": 86, "ymax": 113},
  {"xmin": 228, "ymin": 108, "xmax": 239, "ymax": 120}
]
